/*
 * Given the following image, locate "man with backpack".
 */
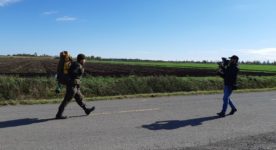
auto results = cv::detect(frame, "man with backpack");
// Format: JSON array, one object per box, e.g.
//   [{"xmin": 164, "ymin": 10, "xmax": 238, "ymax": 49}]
[
  {"xmin": 56, "ymin": 53, "xmax": 95, "ymax": 119},
  {"xmin": 217, "ymin": 55, "xmax": 239, "ymax": 117}
]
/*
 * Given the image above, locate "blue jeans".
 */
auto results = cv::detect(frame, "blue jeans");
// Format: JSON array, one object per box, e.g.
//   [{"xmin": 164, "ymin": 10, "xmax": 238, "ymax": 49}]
[{"xmin": 221, "ymin": 85, "xmax": 237, "ymax": 113}]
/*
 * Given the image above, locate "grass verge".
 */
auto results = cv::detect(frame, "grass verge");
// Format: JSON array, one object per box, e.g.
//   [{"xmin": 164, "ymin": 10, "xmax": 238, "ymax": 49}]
[{"xmin": 1, "ymin": 87, "xmax": 275, "ymax": 106}]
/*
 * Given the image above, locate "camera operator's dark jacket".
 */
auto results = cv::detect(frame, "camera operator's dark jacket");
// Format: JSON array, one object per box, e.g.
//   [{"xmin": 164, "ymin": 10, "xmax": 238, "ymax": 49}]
[
  {"xmin": 68, "ymin": 61, "xmax": 84, "ymax": 85},
  {"xmin": 221, "ymin": 63, "xmax": 239, "ymax": 87}
]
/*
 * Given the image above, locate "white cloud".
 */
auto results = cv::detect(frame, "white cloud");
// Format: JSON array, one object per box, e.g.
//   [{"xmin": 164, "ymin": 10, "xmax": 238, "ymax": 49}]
[
  {"xmin": 56, "ymin": 16, "xmax": 77, "ymax": 22},
  {"xmin": 43, "ymin": 11, "xmax": 58, "ymax": 15},
  {"xmin": 242, "ymin": 48, "xmax": 276, "ymax": 55},
  {"xmin": 0, "ymin": 0, "xmax": 21, "ymax": 7},
  {"xmin": 238, "ymin": 48, "xmax": 276, "ymax": 61}
]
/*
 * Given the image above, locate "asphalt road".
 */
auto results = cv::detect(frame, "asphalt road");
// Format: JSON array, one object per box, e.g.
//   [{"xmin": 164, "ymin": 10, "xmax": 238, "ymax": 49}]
[{"xmin": 0, "ymin": 91, "xmax": 276, "ymax": 150}]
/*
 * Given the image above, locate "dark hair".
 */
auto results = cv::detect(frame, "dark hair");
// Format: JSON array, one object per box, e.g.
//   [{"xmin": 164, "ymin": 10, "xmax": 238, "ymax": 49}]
[
  {"xmin": 77, "ymin": 54, "xmax": 86, "ymax": 61},
  {"xmin": 230, "ymin": 55, "xmax": 239, "ymax": 61}
]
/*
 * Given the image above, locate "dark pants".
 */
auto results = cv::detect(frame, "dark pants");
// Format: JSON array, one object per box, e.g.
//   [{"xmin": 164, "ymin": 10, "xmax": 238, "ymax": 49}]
[
  {"xmin": 220, "ymin": 85, "xmax": 237, "ymax": 113},
  {"xmin": 56, "ymin": 84, "xmax": 87, "ymax": 116}
]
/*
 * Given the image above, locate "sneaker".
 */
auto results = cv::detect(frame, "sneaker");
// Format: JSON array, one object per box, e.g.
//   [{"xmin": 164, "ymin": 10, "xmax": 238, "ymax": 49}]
[
  {"xmin": 85, "ymin": 106, "xmax": 95, "ymax": 115},
  {"xmin": 55, "ymin": 115, "xmax": 68, "ymax": 119},
  {"xmin": 217, "ymin": 112, "xmax": 226, "ymax": 117},
  {"xmin": 229, "ymin": 109, "xmax": 237, "ymax": 115}
]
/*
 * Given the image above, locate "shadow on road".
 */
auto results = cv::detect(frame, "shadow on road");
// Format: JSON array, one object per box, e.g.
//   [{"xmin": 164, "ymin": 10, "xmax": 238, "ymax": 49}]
[
  {"xmin": 0, "ymin": 118, "xmax": 55, "ymax": 129},
  {"xmin": 0, "ymin": 114, "xmax": 88, "ymax": 129},
  {"xmin": 142, "ymin": 115, "xmax": 221, "ymax": 130}
]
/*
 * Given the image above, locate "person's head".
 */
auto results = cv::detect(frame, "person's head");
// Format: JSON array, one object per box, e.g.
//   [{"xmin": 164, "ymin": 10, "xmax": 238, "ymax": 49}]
[
  {"xmin": 229, "ymin": 55, "xmax": 239, "ymax": 64},
  {"xmin": 77, "ymin": 54, "xmax": 86, "ymax": 65}
]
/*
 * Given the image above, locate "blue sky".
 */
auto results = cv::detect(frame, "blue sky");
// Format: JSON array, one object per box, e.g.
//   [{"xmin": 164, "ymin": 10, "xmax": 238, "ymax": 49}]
[{"xmin": 1, "ymin": 0, "xmax": 276, "ymax": 61}]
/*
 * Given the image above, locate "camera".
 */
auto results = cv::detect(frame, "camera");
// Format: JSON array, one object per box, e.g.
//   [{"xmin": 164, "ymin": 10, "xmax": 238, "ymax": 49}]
[{"xmin": 217, "ymin": 57, "xmax": 230, "ymax": 76}]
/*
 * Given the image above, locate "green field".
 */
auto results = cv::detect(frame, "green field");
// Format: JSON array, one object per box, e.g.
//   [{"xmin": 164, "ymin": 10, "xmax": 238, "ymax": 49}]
[{"xmin": 88, "ymin": 60, "xmax": 276, "ymax": 73}]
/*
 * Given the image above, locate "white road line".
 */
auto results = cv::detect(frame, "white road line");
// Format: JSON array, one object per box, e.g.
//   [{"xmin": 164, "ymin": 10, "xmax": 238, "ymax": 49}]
[
  {"xmin": 118, "ymin": 108, "xmax": 160, "ymax": 113},
  {"xmin": 271, "ymin": 99, "xmax": 276, "ymax": 101},
  {"xmin": 92, "ymin": 108, "xmax": 160, "ymax": 116}
]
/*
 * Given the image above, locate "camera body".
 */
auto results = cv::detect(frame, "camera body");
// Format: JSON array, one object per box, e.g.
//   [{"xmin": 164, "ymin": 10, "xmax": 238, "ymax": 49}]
[{"xmin": 217, "ymin": 57, "xmax": 230, "ymax": 76}]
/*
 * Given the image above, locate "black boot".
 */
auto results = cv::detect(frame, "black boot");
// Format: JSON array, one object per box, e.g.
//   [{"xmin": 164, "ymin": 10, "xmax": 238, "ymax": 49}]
[
  {"xmin": 56, "ymin": 108, "xmax": 67, "ymax": 119},
  {"xmin": 217, "ymin": 112, "xmax": 225, "ymax": 117},
  {"xmin": 55, "ymin": 114, "xmax": 67, "ymax": 119},
  {"xmin": 85, "ymin": 106, "xmax": 95, "ymax": 115},
  {"xmin": 229, "ymin": 109, "xmax": 237, "ymax": 115}
]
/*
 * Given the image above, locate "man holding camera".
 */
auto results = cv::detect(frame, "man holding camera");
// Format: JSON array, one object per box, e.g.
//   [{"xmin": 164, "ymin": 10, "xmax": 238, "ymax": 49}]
[{"xmin": 217, "ymin": 55, "xmax": 239, "ymax": 117}]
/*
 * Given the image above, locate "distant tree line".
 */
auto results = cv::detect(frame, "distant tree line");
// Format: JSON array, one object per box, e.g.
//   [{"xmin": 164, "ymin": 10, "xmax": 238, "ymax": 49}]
[
  {"xmin": 86, "ymin": 56, "xmax": 276, "ymax": 65},
  {"xmin": 3, "ymin": 53, "xmax": 276, "ymax": 65},
  {"xmin": 11, "ymin": 52, "xmax": 51, "ymax": 57}
]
